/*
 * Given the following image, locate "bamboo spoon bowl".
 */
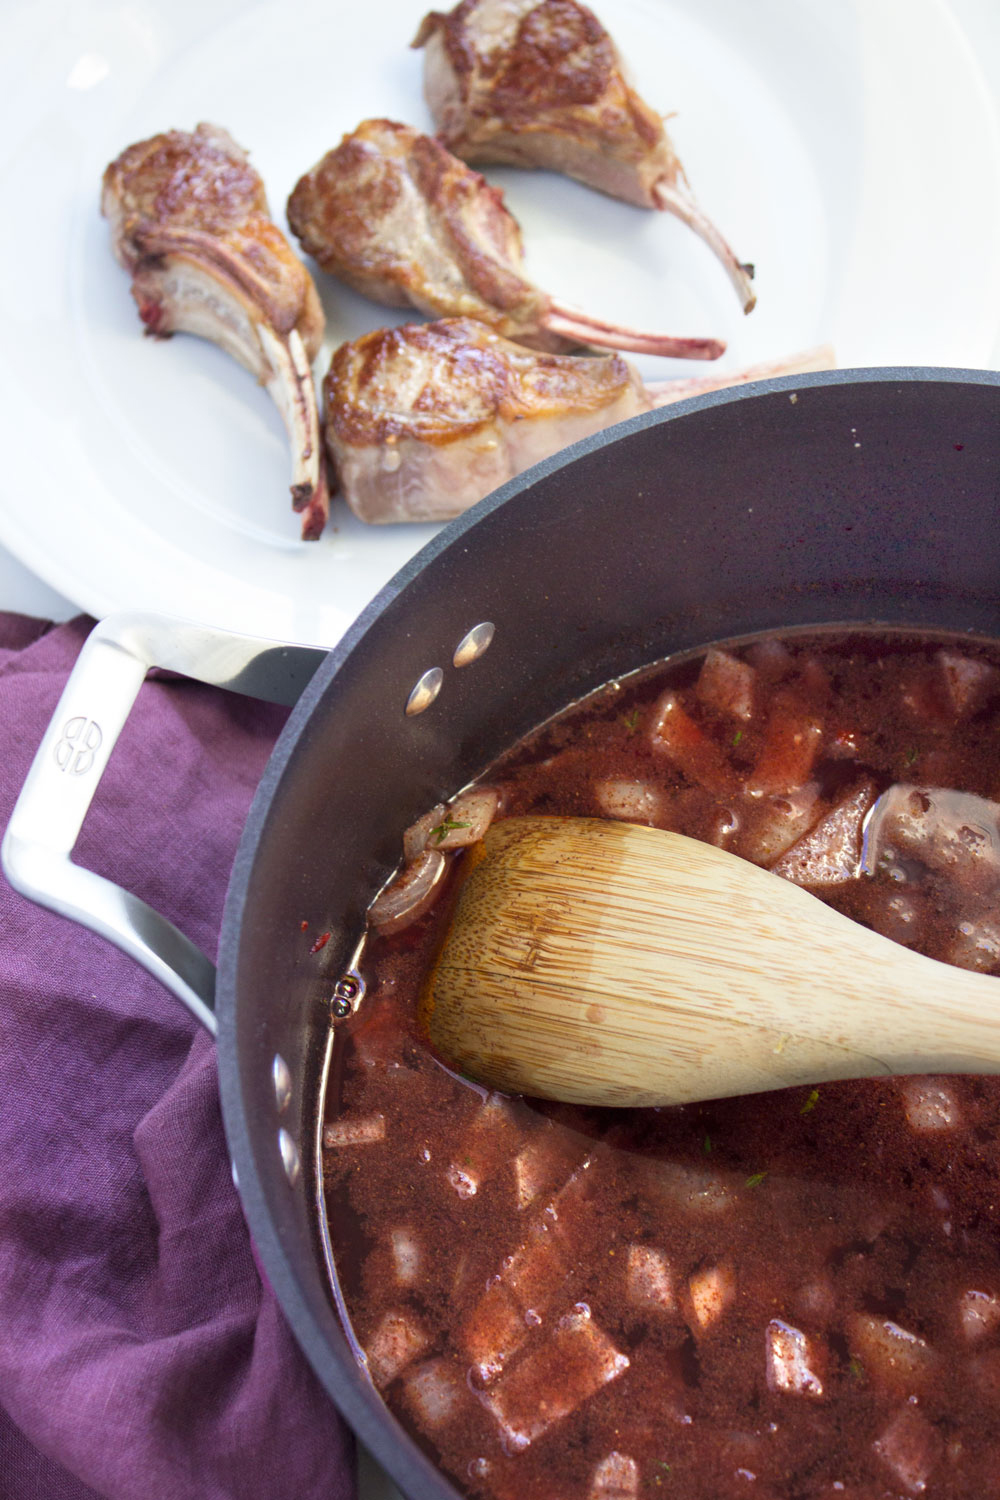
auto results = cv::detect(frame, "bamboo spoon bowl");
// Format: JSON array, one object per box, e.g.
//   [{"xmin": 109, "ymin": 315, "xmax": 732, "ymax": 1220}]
[{"xmin": 418, "ymin": 815, "xmax": 1000, "ymax": 1108}]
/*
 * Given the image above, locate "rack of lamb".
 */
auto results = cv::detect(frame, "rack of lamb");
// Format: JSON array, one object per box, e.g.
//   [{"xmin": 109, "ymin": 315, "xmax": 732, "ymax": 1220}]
[
  {"xmin": 102, "ymin": 123, "xmax": 330, "ymax": 540},
  {"xmin": 324, "ymin": 316, "xmax": 831, "ymax": 523},
  {"xmin": 413, "ymin": 0, "xmax": 756, "ymax": 313},
  {"xmin": 287, "ymin": 118, "xmax": 723, "ymax": 359}
]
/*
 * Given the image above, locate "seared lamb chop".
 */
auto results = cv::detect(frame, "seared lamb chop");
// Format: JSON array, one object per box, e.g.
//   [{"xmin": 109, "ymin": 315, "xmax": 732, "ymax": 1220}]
[
  {"xmin": 413, "ymin": 0, "xmax": 756, "ymax": 314},
  {"xmin": 288, "ymin": 118, "xmax": 723, "ymax": 360},
  {"xmin": 324, "ymin": 316, "xmax": 831, "ymax": 523},
  {"xmin": 102, "ymin": 123, "xmax": 330, "ymax": 540}
]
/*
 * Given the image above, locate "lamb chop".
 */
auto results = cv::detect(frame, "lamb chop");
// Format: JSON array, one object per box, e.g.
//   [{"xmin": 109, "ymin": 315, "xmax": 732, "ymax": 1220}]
[
  {"xmin": 324, "ymin": 316, "xmax": 832, "ymax": 524},
  {"xmin": 413, "ymin": 0, "xmax": 756, "ymax": 314},
  {"xmin": 288, "ymin": 118, "xmax": 723, "ymax": 361},
  {"xmin": 102, "ymin": 123, "xmax": 330, "ymax": 540}
]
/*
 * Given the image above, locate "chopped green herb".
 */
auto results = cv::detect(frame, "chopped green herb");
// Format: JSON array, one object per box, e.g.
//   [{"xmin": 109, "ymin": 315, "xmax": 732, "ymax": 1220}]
[
  {"xmin": 800, "ymin": 1088, "xmax": 820, "ymax": 1115},
  {"xmin": 745, "ymin": 1172, "xmax": 768, "ymax": 1189},
  {"xmin": 904, "ymin": 746, "xmax": 919, "ymax": 766},
  {"xmin": 848, "ymin": 1356, "xmax": 864, "ymax": 1380},
  {"xmin": 732, "ymin": 729, "xmax": 744, "ymax": 746},
  {"xmin": 658, "ymin": 1463, "xmax": 671, "ymax": 1474},
  {"xmin": 623, "ymin": 709, "xmax": 640, "ymax": 733},
  {"xmin": 703, "ymin": 1134, "xmax": 713, "ymax": 1155},
  {"xmin": 431, "ymin": 815, "xmax": 471, "ymax": 844}
]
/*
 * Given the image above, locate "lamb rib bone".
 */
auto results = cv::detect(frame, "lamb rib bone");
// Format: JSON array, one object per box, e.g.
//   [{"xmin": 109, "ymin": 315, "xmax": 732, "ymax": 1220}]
[
  {"xmin": 645, "ymin": 345, "xmax": 835, "ymax": 407},
  {"xmin": 102, "ymin": 122, "xmax": 330, "ymax": 540},
  {"xmin": 287, "ymin": 118, "xmax": 723, "ymax": 360},
  {"xmin": 413, "ymin": 0, "xmax": 756, "ymax": 314},
  {"xmin": 323, "ymin": 316, "xmax": 833, "ymax": 524}
]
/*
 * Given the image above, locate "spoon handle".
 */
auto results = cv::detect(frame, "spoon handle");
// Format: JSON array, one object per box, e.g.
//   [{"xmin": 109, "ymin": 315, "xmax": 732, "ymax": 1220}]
[{"xmin": 421, "ymin": 816, "xmax": 1000, "ymax": 1107}]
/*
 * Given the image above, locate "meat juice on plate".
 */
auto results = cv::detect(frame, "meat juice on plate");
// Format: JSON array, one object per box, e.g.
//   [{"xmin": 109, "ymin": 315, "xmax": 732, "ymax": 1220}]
[{"xmin": 323, "ymin": 631, "xmax": 1000, "ymax": 1499}]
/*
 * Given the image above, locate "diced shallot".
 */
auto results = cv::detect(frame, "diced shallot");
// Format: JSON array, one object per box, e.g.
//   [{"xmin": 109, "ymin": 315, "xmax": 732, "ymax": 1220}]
[
  {"xmin": 391, "ymin": 1227, "xmax": 423, "ymax": 1285},
  {"xmin": 745, "ymin": 638, "xmax": 795, "ymax": 681},
  {"xmin": 368, "ymin": 847, "xmax": 447, "ymax": 935},
  {"xmin": 461, "ymin": 1281, "xmax": 529, "ymax": 1383},
  {"xmin": 446, "ymin": 1163, "xmax": 479, "ymax": 1198},
  {"xmin": 594, "ymin": 778, "xmax": 667, "ymax": 825},
  {"xmin": 936, "ymin": 649, "xmax": 999, "ymax": 717},
  {"xmin": 696, "ymin": 648, "xmax": 756, "ymax": 721},
  {"xmin": 450, "ymin": 1093, "xmax": 522, "ymax": 1197},
  {"xmin": 746, "ymin": 691, "xmax": 823, "ymax": 796},
  {"xmin": 959, "ymin": 1288, "xmax": 1000, "ymax": 1343},
  {"xmin": 366, "ymin": 1308, "xmax": 431, "ymax": 1386},
  {"xmin": 738, "ymin": 783, "xmax": 821, "ymax": 866},
  {"xmin": 687, "ymin": 1263, "xmax": 736, "ymax": 1331},
  {"xmin": 590, "ymin": 1452, "xmax": 640, "ymax": 1500},
  {"xmin": 765, "ymin": 1319, "xmax": 824, "ymax": 1396},
  {"xmin": 513, "ymin": 1124, "xmax": 578, "ymax": 1208},
  {"xmin": 898, "ymin": 1078, "xmax": 961, "ymax": 1131},
  {"xmin": 625, "ymin": 1245, "xmax": 676, "ymax": 1312},
  {"xmin": 480, "ymin": 1308, "xmax": 629, "ymax": 1452},
  {"xmin": 872, "ymin": 1406, "xmax": 941, "ymax": 1494},
  {"xmin": 400, "ymin": 1358, "xmax": 464, "ymax": 1430},
  {"xmin": 847, "ymin": 1313, "xmax": 935, "ymax": 1392},
  {"xmin": 461, "ymin": 1163, "xmax": 591, "ymax": 1378},
  {"xmin": 323, "ymin": 1114, "xmax": 387, "ymax": 1148},
  {"xmin": 649, "ymin": 692, "xmax": 735, "ymax": 796},
  {"xmin": 638, "ymin": 1159, "xmax": 736, "ymax": 1217},
  {"xmin": 771, "ymin": 780, "xmax": 877, "ymax": 886}
]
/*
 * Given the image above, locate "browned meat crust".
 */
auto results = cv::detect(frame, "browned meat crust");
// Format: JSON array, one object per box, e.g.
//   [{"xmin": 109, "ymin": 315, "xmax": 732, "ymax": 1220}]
[
  {"xmin": 288, "ymin": 117, "xmax": 723, "ymax": 359},
  {"xmin": 414, "ymin": 0, "xmax": 756, "ymax": 312}
]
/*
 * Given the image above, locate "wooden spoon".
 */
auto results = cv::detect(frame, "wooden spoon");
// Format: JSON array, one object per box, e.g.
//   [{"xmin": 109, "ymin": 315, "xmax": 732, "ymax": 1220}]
[{"xmin": 418, "ymin": 816, "xmax": 1000, "ymax": 1108}]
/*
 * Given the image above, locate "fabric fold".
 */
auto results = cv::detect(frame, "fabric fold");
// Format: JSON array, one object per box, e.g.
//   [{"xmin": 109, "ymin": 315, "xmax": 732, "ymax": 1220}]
[{"xmin": 0, "ymin": 614, "xmax": 356, "ymax": 1500}]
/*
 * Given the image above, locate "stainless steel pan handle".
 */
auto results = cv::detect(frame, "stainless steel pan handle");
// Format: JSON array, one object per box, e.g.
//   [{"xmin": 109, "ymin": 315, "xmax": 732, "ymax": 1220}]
[{"xmin": 2, "ymin": 613, "xmax": 326, "ymax": 1035}]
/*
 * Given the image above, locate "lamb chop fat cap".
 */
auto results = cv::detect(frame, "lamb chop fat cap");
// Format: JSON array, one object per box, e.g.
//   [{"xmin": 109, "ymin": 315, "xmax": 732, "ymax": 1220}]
[
  {"xmin": 414, "ymin": 0, "xmax": 756, "ymax": 313},
  {"xmin": 102, "ymin": 123, "xmax": 329, "ymax": 540},
  {"xmin": 288, "ymin": 118, "xmax": 724, "ymax": 360}
]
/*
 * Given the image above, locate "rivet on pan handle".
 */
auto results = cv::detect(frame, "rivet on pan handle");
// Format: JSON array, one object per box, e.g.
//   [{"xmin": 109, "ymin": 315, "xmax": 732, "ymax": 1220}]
[{"xmin": 2, "ymin": 612, "xmax": 327, "ymax": 1035}]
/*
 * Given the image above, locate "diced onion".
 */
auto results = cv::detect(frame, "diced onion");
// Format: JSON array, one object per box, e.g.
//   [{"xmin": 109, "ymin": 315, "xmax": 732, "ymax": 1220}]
[
  {"xmin": 595, "ymin": 777, "xmax": 666, "ymax": 825},
  {"xmin": 696, "ymin": 648, "xmax": 756, "ymax": 721},
  {"xmin": 899, "ymin": 1079, "xmax": 960, "ymax": 1131},
  {"xmin": 366, "ymin": 1309, "xmax": 430, "ymax": 1387},
  {"xmin": 369, "ymin": 848, "xmax": 447, "ymax": 935},
  {"xmin": 590, "ymin": 1452, "xmax": 639, "ymax": 1500},
  {"xmin": 323, "ymin": 1114, "xmax": 386, "ymax": 1148},
  {"xmin": 960, "ymin": 1288, "xmax": 1000, "ymax": 1343},
  {"xmin": 873, "ymin": 1406, "xmax": 940, "ymax": 1493},
  {"xmin": 765, "ymin": 1319, "xmax": 824, "ymax": 1396},
  {"xmin": 625, "ymin": 1245, "xmax": 676, "ymax": 1311},
  {"xmin": 688, "ymin": 1263, "xmax": 735, "ymax": 1330}
]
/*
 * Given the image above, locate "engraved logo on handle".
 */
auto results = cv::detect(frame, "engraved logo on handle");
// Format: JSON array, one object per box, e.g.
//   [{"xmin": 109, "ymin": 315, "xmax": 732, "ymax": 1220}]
[{"xmin": 54, "ymin": 716, "xmax": 103, "ymax": 775}]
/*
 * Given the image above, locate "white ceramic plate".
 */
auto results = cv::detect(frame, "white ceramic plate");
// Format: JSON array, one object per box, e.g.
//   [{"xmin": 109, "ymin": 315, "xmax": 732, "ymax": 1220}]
[{"xmin": 1, "ymin": 0, "xmax": 999, "ymax": 648}]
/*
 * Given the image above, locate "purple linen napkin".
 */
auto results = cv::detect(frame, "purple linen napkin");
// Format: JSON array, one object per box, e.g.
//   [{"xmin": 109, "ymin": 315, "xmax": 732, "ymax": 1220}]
[{"xmin": 0, "ymin": 615, "xmax": 357, "ymax": 1500}]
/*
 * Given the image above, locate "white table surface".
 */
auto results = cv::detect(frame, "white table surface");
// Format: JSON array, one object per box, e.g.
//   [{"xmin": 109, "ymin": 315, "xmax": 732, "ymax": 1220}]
[{"xmin": 3, "ymin": 4, "xmax": 998, "ymax": 1498}]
